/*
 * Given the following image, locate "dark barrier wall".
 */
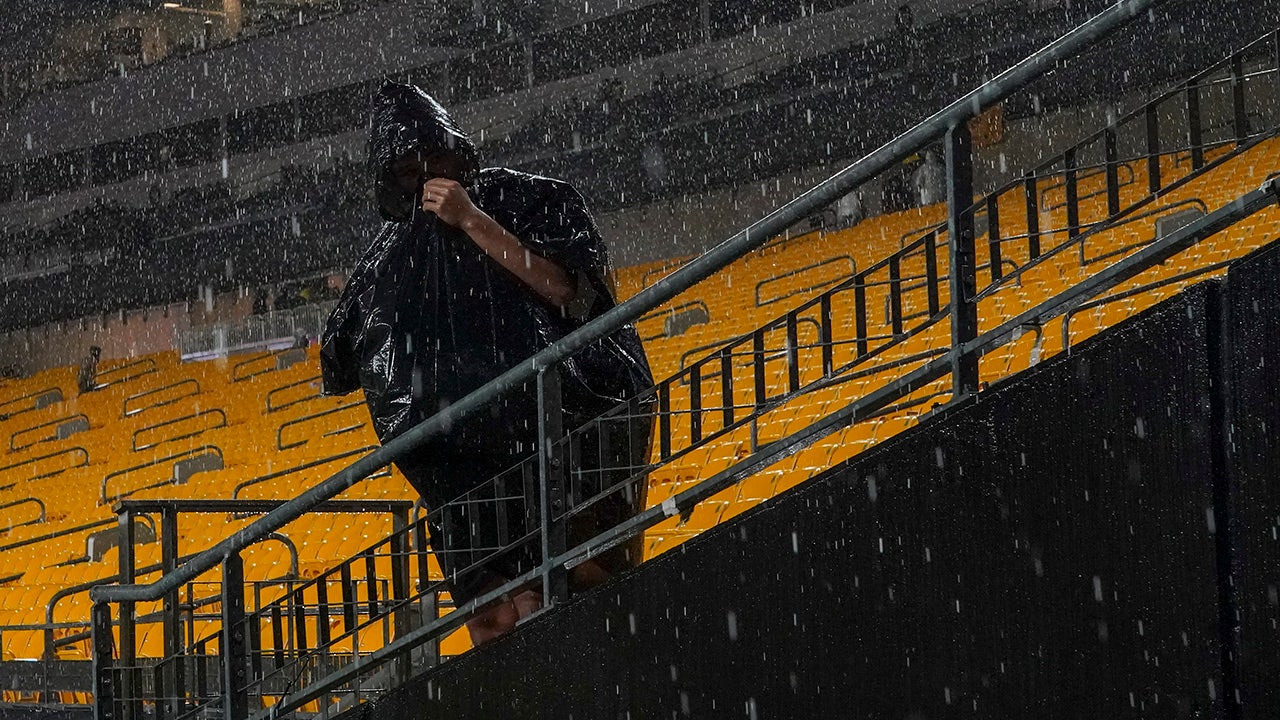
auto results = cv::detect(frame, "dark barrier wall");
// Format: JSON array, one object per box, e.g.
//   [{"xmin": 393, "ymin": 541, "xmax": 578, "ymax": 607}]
[
  {"xmin": 1225, "ymin": 243, "xmax": 1280, "ymax": 720},
  {"xmin": 356, "ymin": 281, "xmax": 1236, "ymax": 719}
]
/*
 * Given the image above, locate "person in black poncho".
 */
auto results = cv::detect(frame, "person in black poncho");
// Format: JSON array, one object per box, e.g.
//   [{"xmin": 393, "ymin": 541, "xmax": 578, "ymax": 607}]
[{"xmin": 321, "ymin": 80, "xmax": 655, "ymax": 646}]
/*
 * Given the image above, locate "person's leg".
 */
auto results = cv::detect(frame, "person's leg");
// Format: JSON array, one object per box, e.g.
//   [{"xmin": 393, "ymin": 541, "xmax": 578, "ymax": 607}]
[
  {"xmin": 465, "ymin": 599, "xmax": 520, "ymax": 647},
  {"xmin": 511, "ymin": 588, "xmax": 543, "ymax": 619},
  {"xmin": 569, "ymin": 559, "xmax": 611, "ymax": 590},
  {"xmin": 563, "ymin": 409, "xmax": 654, "ymax": 594},
  {"xmin": 463, "ymin": 575, "xmax": 543, "ymax": 646}
]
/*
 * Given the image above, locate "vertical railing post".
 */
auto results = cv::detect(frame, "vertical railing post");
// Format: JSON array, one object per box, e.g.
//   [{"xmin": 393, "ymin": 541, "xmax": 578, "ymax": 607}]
[
  {"xmin": 1023, "ymin": 175, "xmax": 1041, "ymax": 259},
  {"xmin": 924, "ymin": 232, "xmax": 942, "ymax": 313},
  {"xmin": 1063, "ymin": 148, "xmax": 1080, "ymax": 239},
  {"xmin": 92, "ymin": 601, "xmax": 116, "ymax": 720},
  {"xmin": 221, "ymin": 553, "xmax": 248, "ymax": 720},
  {"xmin": 536, "ymin": 365, "xmax": 569, "ymax": 605},
  {"xmin": 1186, "ymin": 79, "xmax": 1205, "ymax": 169},
  {"xmin": 853, "ymin": 272, "xmax": 869, "ymax": 357},
  {"xmin": 389, "ymin": 508, "xmax": 412, "ymax": 685},
  {"xmin": 784, "ymin": 313, "xmax": 801, "ymax": 392},
  {"xmin": 410, "ymin": 513, "xmax": 440, "ymax": 668},
  {"xmin": 945, "ymin": 122, "xmax": 979, "ymax": 398},
  {"xmin": 986, "ymin": 195, "xmax": 1003, "ymax": 284},
  {"xmin": 751, "ymin": 328, "xmax": 767, "ymax": 410},
  {"xmin": 1230, "ymin": 52, "xmax": 1249, "ymax": 145},
  {"xmin": 1146, "ymin": 105, "xmax": 1162, "ymax": 193},
  {"xmin": 1104, "ymin": 126, "xmax": 1121, "ymax": 216},
  {"xmin": 719, "ymin": 347, "xmax": 735, "ymax": 427},
  {"xmin": 116, "ymin": 509, "xmax": 138, "ymax": 720},
  {"xmin": 887, "ymin": 256, "xmax": 904, "ymax": 336},
  {"xmin": 656, "ymin": 381, "xmax": 671, "ymax": 460},
  {"xmin": 160, "ymin": 508, "xmax": 184, "ymax": 718},
  {"xmin": 819, "ymin": 295, "xmax": 834, "ymax": 376},
  {"xmin": 689, "ymin": 364, "xmax": 703, "ymax": 443}
]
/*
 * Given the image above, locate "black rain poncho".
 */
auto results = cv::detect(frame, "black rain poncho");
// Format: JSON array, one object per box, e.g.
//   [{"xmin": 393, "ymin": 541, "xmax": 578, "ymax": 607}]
[{"xmin": 320, "ymin": 81, "xmax": 654, "ymax": 603}]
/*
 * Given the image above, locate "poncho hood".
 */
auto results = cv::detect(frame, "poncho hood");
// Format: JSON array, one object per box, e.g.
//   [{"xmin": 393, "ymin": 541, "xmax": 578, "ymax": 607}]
[{"xmin": 369, "ymin": 79, "xmax": 481, "ymax": 222}]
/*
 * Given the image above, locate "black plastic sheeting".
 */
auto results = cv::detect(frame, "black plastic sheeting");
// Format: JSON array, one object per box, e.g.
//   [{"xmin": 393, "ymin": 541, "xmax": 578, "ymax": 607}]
[
  {"xmin": 322, "ymin": 81, "xmax": 654, "ymax": 603},
  {"xmin": 343, "ymin": 262, "xmax": 1280, "ymax": 718}
]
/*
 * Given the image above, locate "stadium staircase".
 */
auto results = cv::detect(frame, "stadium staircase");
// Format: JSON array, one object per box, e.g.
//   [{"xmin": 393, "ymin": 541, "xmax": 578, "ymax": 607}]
[{"xmin": 1, "ymin": 0, "xmax": 1279, "ymax": 716}]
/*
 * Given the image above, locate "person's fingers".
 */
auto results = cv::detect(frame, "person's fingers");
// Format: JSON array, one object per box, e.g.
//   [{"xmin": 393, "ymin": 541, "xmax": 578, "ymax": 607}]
[{"xmin": 424, "ymin": 178, "xmax": 462, "ymax": 195}]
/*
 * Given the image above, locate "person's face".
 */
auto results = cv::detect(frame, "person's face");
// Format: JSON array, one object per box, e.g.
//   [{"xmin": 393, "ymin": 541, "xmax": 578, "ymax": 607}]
[{"xmin": 390, "ymin": 151, "xmax": 465, "ymax": 193}]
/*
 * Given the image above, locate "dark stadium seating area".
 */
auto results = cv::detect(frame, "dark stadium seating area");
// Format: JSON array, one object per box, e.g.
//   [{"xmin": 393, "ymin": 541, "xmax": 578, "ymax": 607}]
[{"xmin": 0, "ymin": 0, "xmax": 1265, "ymax": 336}]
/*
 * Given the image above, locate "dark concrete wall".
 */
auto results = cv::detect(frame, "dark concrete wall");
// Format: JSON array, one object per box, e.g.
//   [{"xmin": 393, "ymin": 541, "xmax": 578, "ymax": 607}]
[
  {"xmin": 348, "ymin": 268, "xmax": 1271, "ymax": 718},
  {"xmin": 1224, "ymin": 243, "xmax": 1280, "ymax": 720}
]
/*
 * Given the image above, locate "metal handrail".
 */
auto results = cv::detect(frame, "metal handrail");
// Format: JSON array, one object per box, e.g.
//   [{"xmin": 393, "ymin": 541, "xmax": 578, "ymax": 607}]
[
  {"xmin": 892, "ymin": 39, "xmax": 1280, "ymax": 288},
  {"xmin": 44, "ymin": 557, "xmax": 172, "ymax": 659},
  {"xmin": 130, "ymin": 408, "xmax": 227, "ymax": 451},
  {"xmin": 0, "ymin": 385, "xmax": 63, "ymax": 418},
  {"xmin": 638, "ymin": 257, "xmax": 690, "ymax": 290},
  {"xmin": 753, "ymin": 255, "xmax": 856, "ymax": 307},
  {"xmin": 1061, "ymin": 256, "xmax": 1240, "ymax": 351},
  {"xmin": 968, "ymin": 129, "xmax": 1275, "ymax": 306},
  {"xmin": 0, "ymin": 497, "xmax": 46, "ymax": 531},
  {"xmin": 0, "ymin": 517, "xmax": 114, "ymax": 553},
  {"xmin": 95, "ymin": 356, "xmax": 157, "ymax": 388},
  {"xmin": 231, "ymin": 445, "xmax": 386, "ymax": 500},
  {"xmin": 676, "ymin": 317, "xmax": 823, "ymax": 381},
  {"xmin": 229, "ymin": 351, "xmax": 275, "ymax": 382},
  {"xmin": 122, "ymin": 378, "xmax": 201, "ymax": 417},
  {"xmin": 258, "ymin": 532, "xmax": 300, "ymax": 581},
  {"xmin": 1080, "ymin": 197, "xmax": 1210, "ymax": 266},
  {"xmin": 0, "ymin": 445, "xmax": 89, "ymax": 484},
  {"xmin": 231, "ymin": 348, "xmax": 306, "ymax": 383},
  {"xmin": 276, "ymin": 400, "xmax": 364, "ymax": 450},
  {"xmin": 265, "ymin": 375, "xmax": 322, "ymax": 413},
  {"xmin": 8, "ymin": 412, "xmax": 90, "ymax": 452},
  {"xmin": 638, "ymin": 301, "xmax": 712, "ymax": 342},
  {"xmin": 90, "ymin": 0, "xmax": 1163, "ymax": 615},
  {"xmin": 99, "ymin": 445, "xmax": 224, "ymax": 505}
]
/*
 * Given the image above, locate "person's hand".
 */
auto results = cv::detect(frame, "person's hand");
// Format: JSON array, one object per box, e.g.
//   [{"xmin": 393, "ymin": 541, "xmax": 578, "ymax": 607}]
[{"xmin": 421, "ymin": 178, "xmax": 481, "ymax": 229}]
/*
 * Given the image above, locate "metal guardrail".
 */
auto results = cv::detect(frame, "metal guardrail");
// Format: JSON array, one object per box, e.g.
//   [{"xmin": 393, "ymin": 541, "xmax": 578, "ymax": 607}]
[
  {"xmin": 638, "ymin": 301, "xmax": 711, "ymax": 342},
  {"xmin": 0, "ymin": 518, "xmax": 114, "ymax": 554},
  {"xmin": 122, "ymin": 379, "xmax": 200, "ymax": 418},
  {"xmin": 0, "ymin": 446, "xmax": 89, "ymax": 487},
  {"xmin": 231, "ymin": 445, "xmax": 388, "ymax": 500},
  {"xmin": 179, "ymin": 301, "xmax": 336, "ymax": 361},
  {"xmin": 130, "ymin": 408, "xmax": 227, "ymax": 452},
  {"xmin": 0, "ymin": 385, "xmax": 63, "ymax": 419},
  {"xmin": 1079, "ymin": 197, "xmax": 1210, "ymax": 266},
  {"xmin": 1060, "ymin": 255, "xmax": 1240, "ymax": 351},
  {"xmin": 275, "ymin": 401, "xmax": 364, "ymax": 451},
  {"xmin": 0, "ymin": 497, "xmax": 46, "ymax": 532},
  {"xmin": 230, "ymin": 347, "xmax": 308, "ymax": 383},
  {"xmin": 753, "ymin": 255, "xmax": 856, "ymax": 307},
  {"xmin": 264, "ymin": 375, "xmax": 322, "ymax": 413},
  {"xmin": 95, "ymin": 357, "xmax": 157, "ymax": 389},
  {"xmin": 8, "ymin": 413, "xmax": 90, "ymax": 452},
  {"xmin": 99, "ymin": 445, "xmax": 224, "ymax": 505}
]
